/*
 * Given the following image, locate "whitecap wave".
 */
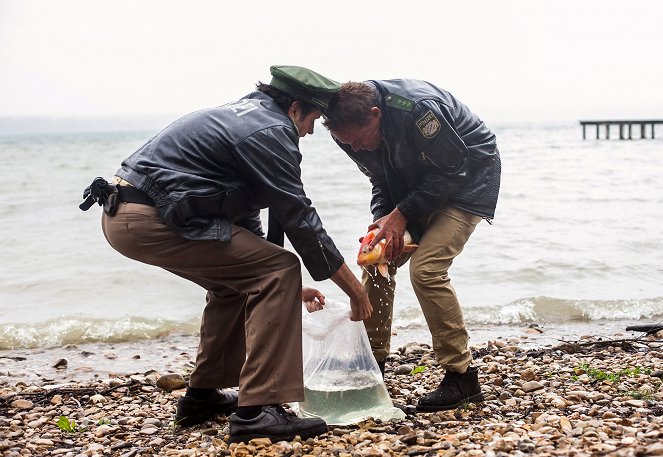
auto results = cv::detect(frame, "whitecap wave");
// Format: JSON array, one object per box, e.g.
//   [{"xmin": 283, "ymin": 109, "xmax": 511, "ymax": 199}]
[
  {"xmin": 469, "ymin": 296, "xmax": 663, "ymax": 323},
  {"xmin": 394, "ymin": 296, "xmax": 663, "ymax": 328},
  {"xmin": 0, "ymin": 316, "xmax": 200, "ymax": 350}
]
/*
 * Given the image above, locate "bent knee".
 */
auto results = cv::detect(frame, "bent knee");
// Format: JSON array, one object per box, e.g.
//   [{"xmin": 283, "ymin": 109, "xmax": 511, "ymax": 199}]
[
  {"xmin": 409, "ymin": 264, "xmax": 449, "ymax": 289},
  {"xmin": 279, "ymin": 250, "xmax": 301, "ymax": 271}
]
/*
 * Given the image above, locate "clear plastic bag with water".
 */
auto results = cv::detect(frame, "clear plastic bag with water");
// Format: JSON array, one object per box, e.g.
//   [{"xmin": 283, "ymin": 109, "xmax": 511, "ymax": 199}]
[{"xmin": 294, "ymin": 300, "xmax": 405, "ymax": 425}]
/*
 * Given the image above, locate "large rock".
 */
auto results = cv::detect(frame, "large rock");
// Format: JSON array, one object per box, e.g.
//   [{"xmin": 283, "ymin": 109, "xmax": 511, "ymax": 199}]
[
  {"xmin": 156, "ymin": 373, "xmax": 186, "ymax": 392},
  {"xmin": 521, "ymin": 381, "xmax": 544, "ymax": 393}
]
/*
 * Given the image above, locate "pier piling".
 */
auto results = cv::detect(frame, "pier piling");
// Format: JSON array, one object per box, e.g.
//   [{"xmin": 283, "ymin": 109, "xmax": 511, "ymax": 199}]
[{"xmin": 580, "ymin": 120, "xmax": 662, "ymax": 140}]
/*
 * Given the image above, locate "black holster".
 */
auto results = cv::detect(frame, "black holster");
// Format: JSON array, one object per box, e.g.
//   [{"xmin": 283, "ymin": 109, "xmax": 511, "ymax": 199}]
[
  {"xmin": 103, "ymin": 190, "xmax": 120, "ymax": 216},
  {"xmin": 79, "ymin": 177, "xmax": 119, "ymax": 216}
]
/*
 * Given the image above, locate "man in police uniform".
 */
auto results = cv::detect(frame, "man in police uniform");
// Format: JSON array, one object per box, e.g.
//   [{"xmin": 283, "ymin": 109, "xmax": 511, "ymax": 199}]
[
  {"xmin": 80, "ymin": 66, "xmax": 372, "ymax": 442},
  {"xmin": 324, "ymin": 79, "xmax": 500, "ymax": 412}
]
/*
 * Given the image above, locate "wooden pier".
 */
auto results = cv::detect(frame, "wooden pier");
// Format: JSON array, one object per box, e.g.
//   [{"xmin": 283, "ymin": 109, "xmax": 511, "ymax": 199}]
[{"xmin": 580, "ymin": 120, "xmax": 663, "ymax": 140}]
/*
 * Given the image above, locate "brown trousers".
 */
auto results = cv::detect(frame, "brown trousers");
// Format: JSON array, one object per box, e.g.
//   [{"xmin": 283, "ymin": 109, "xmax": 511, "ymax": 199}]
[
  {"xmin": 102, "ymin": 202, "xmax": 304, "ymax": 406},
  {"xmin": 363, "ymin": 206, "xmax": 482, "ymax": 373}
]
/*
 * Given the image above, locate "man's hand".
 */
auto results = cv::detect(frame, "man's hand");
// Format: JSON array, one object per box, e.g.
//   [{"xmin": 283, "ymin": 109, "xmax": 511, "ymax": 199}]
[
  {"xmin": 349, "ymin": 290, "xmax": 373, "ymax": 322},
  {"xmin": 368, "ymin": 208, "xmax": 408, "ymax": 261},
  {"xmin": 302, "ymin": 287, "xmax": 325, "ymax": 313},
  {"xmin": 329, "ymin": 263, "xmax": 373, "ymax": 321}
]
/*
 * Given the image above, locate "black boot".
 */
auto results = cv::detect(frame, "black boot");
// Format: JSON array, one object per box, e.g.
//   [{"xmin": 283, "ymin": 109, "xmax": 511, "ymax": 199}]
[
  {"xmin": 175, "ymin": 388, "xmax": 239, "ymax": 426},
  {"xmin": 416, "ymin": 366, "xmax": 484, "ymax": 412}
]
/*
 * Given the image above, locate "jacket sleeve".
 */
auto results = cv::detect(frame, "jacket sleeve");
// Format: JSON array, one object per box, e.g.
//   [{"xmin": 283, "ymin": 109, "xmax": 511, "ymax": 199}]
[
  {"xmin": 334, "ymin": 139, "xmax": 394, "ymax": 220},
  {"xmin": 396, "ymin": 99, "xmax": 471, "ymax": 222},
  {"xmin": 233, "ymin": 127, "xmax": 345, "ymax": 281}
]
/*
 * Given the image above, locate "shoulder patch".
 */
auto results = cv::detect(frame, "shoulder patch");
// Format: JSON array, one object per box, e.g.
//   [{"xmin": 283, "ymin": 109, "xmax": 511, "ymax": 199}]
[
  {"xmin": 385, "ymin": 93, "xmax": 414, "ymax": 111},
  {"xmin": 415, "ymin": 110, "xmax": 441, "ymax": 138}
]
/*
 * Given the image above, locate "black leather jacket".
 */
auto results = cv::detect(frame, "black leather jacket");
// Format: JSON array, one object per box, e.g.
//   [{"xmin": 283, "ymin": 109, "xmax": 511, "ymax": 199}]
[
  {"xmin": 115, "ymin": 91, "xmax": 343, "ymax": 280},
  {"xmin": 337, "ymin": 79, "xmax": 501, "ymax": 223}
]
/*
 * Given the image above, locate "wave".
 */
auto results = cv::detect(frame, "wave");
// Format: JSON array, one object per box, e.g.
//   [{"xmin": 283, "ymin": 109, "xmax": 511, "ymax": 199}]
[
  {"xmin": 2, "ymin": 297, "xmax": 662, "ymax": 350},
  {"xmin": 395, "ymin": 296, "xmax": 663, "ymax": 330},
  {"xmin": 0, "ymin": 316, "xmax": 200, "ymax": 350}
]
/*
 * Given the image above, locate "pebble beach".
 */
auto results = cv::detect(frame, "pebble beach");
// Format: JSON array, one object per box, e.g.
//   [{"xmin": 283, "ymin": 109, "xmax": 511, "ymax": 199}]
[{"xmin": 2, "ymin": 333, "xmax": 663, "ymax": 457}]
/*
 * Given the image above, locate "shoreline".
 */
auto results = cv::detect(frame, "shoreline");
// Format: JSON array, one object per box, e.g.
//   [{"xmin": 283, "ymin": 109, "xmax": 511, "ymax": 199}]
[
  {"xmin": 0, "ymin": 319, "xmax": 651, "ymax": 386},
  {"xmin": 2, "ymin": 336, "xmax": 662, "ymax": 456}
]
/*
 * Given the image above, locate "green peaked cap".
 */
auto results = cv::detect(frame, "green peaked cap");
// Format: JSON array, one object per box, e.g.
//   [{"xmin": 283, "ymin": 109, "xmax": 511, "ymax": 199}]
[{"xmin": 270, "ymin": 65, "xmax": 341, "ymax": 111}]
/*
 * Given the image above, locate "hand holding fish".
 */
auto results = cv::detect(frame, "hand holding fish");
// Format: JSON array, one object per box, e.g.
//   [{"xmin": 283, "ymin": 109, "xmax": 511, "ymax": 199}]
[
  {"xmin": 369, "ymin": 208, "xmax": 408, "ymax": 260},
  {"xmin": 357, "ymin": 208, "xmax": 418, "ymax": 278}
]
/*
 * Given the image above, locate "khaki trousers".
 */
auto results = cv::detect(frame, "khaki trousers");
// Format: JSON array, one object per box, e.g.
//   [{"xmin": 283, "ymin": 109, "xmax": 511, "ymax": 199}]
[
  {"xmin": 362, "ymin": 206, "xmax": 482, "ymax": 373},
  {"xmin": 102, "ymin": 202, "xmax": 304, "ymax": 406}
]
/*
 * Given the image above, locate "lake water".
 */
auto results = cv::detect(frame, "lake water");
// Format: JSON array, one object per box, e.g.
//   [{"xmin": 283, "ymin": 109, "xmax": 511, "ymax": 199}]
[{"xmin": 1, "ymin": 121, "xmax": 662, "ymax": 380}]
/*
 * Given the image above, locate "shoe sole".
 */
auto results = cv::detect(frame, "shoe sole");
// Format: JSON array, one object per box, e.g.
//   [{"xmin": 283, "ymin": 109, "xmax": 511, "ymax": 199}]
[
  {"xmin": 228, "ymin": 423, "xmax": 329, "ymax": 444},
  {"xmin": 175, "ymin": 403, "xmax": 238, "ymax": 427},
  {"xmin": 415, "ymin": 393, "xmax": 484, "ymax": 412},
  {"xmin": 174, "ymin": 415, "xmax": 207, "ymax": 427}
]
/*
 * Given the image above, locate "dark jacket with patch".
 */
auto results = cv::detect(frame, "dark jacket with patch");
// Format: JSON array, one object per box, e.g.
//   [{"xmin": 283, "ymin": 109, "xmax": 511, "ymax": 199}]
[
  {"xmin": 115, "ymin": 91, "xmax": 343, "ymax": 280},
  {"xmin": 337, "ymin": 79, "xmax": 501, "ymax": 223}
]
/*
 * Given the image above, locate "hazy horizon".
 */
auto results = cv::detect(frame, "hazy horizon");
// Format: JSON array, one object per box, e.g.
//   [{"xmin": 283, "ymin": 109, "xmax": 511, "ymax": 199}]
[
  {"xmin": 2, "ymin": 0, "xmax": 662, "ymax": 128},
  {"xmin": 0, "ymin": 113, "xmax": 595, "ymax": 136}
]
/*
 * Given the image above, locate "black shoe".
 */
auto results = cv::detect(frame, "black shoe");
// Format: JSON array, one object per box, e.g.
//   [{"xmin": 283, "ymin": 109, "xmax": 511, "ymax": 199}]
[
  {"xmin": 175, "ymin": 389, "xmax": 239, "ymax": 427},
  {"xmin": 416, "ymin": 366, "xmax": 484, "ymax": 412},
  {"xmin": 229, "ymin": 405, "xmax": 328, "ymax": 443}
]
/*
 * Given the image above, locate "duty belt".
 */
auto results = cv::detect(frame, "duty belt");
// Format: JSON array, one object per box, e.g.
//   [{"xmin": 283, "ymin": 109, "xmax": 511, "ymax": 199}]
[
  {"xmin": 79, "ymin": 177, "xmax": 155, "ymax": 214},
  {"xmin": 116, "ymin": 185, "xmax": 155, "ymax": 207}
]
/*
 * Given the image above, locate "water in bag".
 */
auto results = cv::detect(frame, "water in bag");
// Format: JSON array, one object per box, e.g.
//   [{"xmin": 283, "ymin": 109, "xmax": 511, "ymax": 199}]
[
  {"xmin": 301, "ymin": 370, "xmax": 395, "ymax": 424},
  {"xmin": 296, "ymin": 301, "xmax": 405, "ymax": 425}
]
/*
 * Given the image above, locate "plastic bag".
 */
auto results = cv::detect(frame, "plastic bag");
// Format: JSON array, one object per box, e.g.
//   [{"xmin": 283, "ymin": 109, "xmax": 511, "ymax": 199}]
[{"xmin": 293, "ymin": 300, "xmax": 405, "ymax": 425}]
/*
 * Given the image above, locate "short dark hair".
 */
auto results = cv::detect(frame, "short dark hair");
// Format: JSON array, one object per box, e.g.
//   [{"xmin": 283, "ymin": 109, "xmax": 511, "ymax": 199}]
[
  {"xmin": 256, "ymin": 82, "xmax": 318, "ymax": 116},
  {"xmin": 323, "ymin": 82, "xmax": 377, "ymax": 131}
]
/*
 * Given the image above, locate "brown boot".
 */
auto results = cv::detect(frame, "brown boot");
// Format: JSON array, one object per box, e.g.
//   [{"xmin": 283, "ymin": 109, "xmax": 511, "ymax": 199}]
[{"xmin": 416, "ymin": 366, "xmax": 484, "ymax": 412}]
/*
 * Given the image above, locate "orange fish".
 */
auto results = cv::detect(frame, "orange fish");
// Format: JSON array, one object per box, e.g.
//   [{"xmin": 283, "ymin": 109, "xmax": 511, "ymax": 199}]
[{"xmin": 356, "ymin": 228, "xmax": 418, "ymax": 278}]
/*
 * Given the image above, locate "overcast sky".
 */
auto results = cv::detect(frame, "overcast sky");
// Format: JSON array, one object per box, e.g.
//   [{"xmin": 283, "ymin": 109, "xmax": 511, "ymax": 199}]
[{"xmin": 2, "ymin": 0, "xmax": 662, "ymax": 125}]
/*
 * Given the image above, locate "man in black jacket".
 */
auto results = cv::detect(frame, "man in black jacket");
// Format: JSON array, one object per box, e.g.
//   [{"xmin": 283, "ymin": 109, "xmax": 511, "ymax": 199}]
[
  {"xmin": 324, "ymin": 79, "xmax": 500, "ymax": 412},
  {"xmin": 81, "ymin": 66, "xmax": 372, "ymax": 442}
]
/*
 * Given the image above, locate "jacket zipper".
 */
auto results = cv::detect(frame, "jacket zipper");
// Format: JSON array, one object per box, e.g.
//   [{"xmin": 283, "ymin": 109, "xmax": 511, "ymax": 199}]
[{"xmin": 318, "ymin": 240, "xmax": 333, "ymax": 271}]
